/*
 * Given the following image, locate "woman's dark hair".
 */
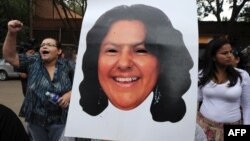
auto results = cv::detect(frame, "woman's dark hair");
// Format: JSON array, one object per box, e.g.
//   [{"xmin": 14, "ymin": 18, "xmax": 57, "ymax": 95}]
[
  {"xmin": 79, "ymin": 4, "xmax": 193, "ymax": 122},
  {"xmin": 198, "ymin": 37, "xmax": 242, "ymax": 87}
]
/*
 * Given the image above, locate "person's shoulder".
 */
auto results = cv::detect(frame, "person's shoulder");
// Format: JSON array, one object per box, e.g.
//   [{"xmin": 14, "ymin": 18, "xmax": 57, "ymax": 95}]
[
  {"xmin": 61, "ymin": 58, "xmax": 75, "ymax": 65},
  {"xmin": 58, "ymin": 58, "xmax": 75, "ymax": 68},
  {"xmin": 19, "ymin": 53, "xmax": 40, "ymax": 60},
  {"xmin": 28, "ymin": 53, "xmax": 41, "ymax": 64},
  {"xmin": 0, "ymin": 104, "xmax": 30, "ymax": 141},
  {"xmin": 29, "ymin": 53, "xmax": 40, "ymax": 58},
  {"xmin": 0, "ymin": 104, "xmax": 7, "ymax": 113},
  {"xmin": 0, "ymin": 104, "xmax": 15, "ymax": 118},
  {"xmin": 235, "ymin": 68, "xmax": 250, "ymax": 85},
  {"xmin": 235, "ymin": 68, "xmax": 250, "ymax": 78}
]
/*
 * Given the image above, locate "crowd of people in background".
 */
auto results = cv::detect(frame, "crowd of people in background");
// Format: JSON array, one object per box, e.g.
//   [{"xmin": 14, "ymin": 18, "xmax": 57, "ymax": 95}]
[{"xmin": 1, "ymin": 18, "xmax": 250, "ymax": 141}]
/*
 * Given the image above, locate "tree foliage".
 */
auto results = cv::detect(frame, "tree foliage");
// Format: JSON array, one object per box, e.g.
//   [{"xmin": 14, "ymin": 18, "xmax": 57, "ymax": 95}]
[
  {"xmin": 0, "ymin": 0, "xmax": 87, "ymax": 43},
  {"xmin": 238, "ymin": 5, "xmax": 250, "ymax": 21},
  {"xmin": 0, "ymin": 0, "xmax": 30, "ymax": 43},
  {"xmin": 54, "ymin": 0, "xmax": 86, "ymax": 45},
  {"xmin": 197, "ymin": 0, "xmax": 250, "ymax": 22},
  {"xmin": 60, "ymin": 0, "xmax": 87, "ymax": 16}
]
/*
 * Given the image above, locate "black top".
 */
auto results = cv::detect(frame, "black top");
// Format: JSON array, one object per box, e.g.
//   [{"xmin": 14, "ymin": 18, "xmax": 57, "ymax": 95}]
[{"xmin": 0, "ymin": 104, "xmax": 29, "ymax": 141}]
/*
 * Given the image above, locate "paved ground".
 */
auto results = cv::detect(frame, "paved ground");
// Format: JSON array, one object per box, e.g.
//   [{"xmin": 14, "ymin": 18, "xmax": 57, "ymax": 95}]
[
  {"xmin": 0, "ymin": 79, "xmax": 92, "ymax": 141},
  {"xmin": 0, "ymin": 79, "xmax": 25, "ymax": 123}
]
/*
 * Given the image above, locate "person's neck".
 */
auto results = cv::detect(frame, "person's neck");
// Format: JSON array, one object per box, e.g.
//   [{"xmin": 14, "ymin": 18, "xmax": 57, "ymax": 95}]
[{"xmin": 214, "ymin": 65, "xmax": 228, "ymax": 84}]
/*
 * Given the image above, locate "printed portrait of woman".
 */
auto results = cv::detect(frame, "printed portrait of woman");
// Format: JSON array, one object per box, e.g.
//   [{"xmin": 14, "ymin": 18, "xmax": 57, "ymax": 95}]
[{"xmin": 79, "ymin": 4, "xmax": 193, "ymax": 122}]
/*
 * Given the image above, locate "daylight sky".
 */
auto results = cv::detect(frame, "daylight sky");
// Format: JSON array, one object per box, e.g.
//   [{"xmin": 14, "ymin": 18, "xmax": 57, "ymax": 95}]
[{"xmin": 203, "ymin": 2, "xmax": 232, "ymax": 21}]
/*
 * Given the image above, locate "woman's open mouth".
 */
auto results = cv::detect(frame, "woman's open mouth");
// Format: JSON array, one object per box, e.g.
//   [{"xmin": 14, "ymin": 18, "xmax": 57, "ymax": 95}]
[{"xmin": 42, "ymin": 50, "xmax": 50, "ymax": 55}]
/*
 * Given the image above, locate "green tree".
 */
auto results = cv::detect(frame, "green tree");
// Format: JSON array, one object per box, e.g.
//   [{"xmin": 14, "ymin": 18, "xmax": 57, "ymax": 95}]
[
  {"xmin": 0, "ymin": 0, "xmax": 30, "ymax": 57},
  {"xmin": 54, "ymin": 0, "xmax": 86, "ymax": 45},
  {"xmin": 0, "ymin": 0, "xmax": 30, "ymax": 43},
  {"xmin": 197, "ymin": 0, "xmax": 250, "ymax": 22},
  {"xmin": 63, "ymin": 0, "xmax": 87, "ymax": 16},
  {"xmin": 238, "ymin": 5, "xmax": 250, "ymax": 21}
]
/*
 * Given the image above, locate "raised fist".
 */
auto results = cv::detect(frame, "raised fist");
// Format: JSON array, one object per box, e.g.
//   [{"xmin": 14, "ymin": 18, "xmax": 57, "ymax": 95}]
[{"xmin": 7, "ymin": 20, "xmax": 23, "ymax": 33}]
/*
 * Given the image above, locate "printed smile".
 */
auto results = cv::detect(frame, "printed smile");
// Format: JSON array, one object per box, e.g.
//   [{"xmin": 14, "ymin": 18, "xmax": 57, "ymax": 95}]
[{"xmin": 114, "ymin": 77, "xmax": 139, "ymax": 83}]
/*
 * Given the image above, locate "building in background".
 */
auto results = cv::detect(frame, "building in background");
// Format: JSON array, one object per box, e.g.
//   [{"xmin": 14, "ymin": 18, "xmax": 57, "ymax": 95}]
[{"xmin": 32, "ymin": 0, "xmax": 83, "ymax": 60}]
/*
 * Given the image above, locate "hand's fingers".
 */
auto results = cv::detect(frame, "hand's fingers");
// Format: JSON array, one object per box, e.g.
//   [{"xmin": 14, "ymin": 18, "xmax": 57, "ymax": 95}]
[
  {"xmin": 57, "ymin": 97, "xmax": 63, "ymax": 103},
  {"xmin": 58, "ymin": 99, "xmax": 69, "ymax": 108},
  {"xmin": 57, "ymin": 94, "xmax": 70, "ymax": 108},
  {"xmin": 58, "ymin": 99, "xmax": 64, "ymax": 106},
  {"xmin": 8, "ymin": 20, "xmax": 23, "ymax": 31},
  {"xmin": 60, "ymin": 102, "xmax": 69, "ymax": 108},
  {"xmin": 9, "ymin": 22, "xmax": 22, "ymax": 28},
  {"xmin": 65, "ymin": 102, "xmax": 69, "ymax": 107}
]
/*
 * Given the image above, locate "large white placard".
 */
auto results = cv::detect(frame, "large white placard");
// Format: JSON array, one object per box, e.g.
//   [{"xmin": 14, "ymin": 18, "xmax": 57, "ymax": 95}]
[{"xmin": 66, "ymin": 0, "xmax": 198, "ymax": 141}]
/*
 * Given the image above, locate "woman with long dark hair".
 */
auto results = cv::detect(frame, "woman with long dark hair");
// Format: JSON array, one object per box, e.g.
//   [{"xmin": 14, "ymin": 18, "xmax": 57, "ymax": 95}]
[{"xmin": 197, "ymin": 37, "xmax": 250, "ymax": 141}]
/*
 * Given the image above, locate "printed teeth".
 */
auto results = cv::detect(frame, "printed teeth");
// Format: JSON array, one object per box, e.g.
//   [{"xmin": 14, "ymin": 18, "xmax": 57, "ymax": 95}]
[{"xmin": 115, "ymin": 77, "xmax": 138, "ymax": 82}]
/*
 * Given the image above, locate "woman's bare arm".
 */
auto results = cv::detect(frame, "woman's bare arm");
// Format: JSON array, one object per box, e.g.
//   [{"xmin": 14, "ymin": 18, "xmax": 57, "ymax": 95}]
[{"xmin": 3, "ymin": 20, "xmax": 23, "ymax": 67}]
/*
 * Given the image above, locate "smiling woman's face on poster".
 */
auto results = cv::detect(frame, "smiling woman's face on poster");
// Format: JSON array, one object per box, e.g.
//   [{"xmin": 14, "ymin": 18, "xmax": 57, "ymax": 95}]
[
  {"xmin": 98, "ymin": 20, "xmax": 160, "ymax": 110},
  {"xmin": 79, "ymin": 3, "xmax": 194, "ymax": 122},
  {"xmin": 65, "ymin": 0, "xmax": 198, "ymax": 140}
]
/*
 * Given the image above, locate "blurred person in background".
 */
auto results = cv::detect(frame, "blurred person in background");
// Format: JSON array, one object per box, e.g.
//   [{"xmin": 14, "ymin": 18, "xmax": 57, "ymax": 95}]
[
  {"xmin": 241, "ymin": 46, "xmax": 250, "ymax": 74},
  {"xmin": 18, "ymin": 39, "xmax": 37, "ymax": 96},
  {"xmin": 231, "ymin": 48, "xmax": 241, "ymax": 68}
]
